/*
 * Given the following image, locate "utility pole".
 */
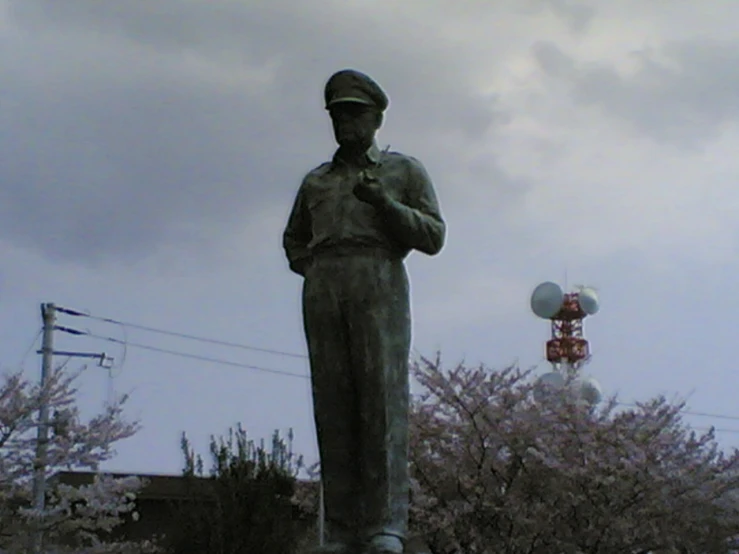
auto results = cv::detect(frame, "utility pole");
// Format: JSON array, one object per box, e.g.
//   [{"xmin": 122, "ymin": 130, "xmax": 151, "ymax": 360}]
[
  {"xmin": 31, "ymin": 302, "xmax": 55, "ymax": 553},
  {"xmin": 29, "ymin": 304, "xmax": 110, "ymax": 553}
]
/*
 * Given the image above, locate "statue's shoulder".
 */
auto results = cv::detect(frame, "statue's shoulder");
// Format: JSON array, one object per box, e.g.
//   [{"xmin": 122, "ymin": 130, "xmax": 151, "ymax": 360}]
[
  {"xmin": 305, "ymin": 161, "xmax": 332, "ymax": 176},
  {"xmin": 383, "ymin": 151, "xmax": 430, "ymax": 179},
  {"xmin": 300, "ymin": 161, "xmax": 333, "ymax": 187},
  {"xmin": 383, "ymin": 150, "xmax": 423, "ymax": 165}
]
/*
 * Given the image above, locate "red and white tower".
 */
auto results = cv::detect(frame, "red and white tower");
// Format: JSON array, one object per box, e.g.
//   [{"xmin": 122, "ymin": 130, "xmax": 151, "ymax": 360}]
[{"xmin": 530, "ymin": 281, "xmax": 602, "ymax": 405}]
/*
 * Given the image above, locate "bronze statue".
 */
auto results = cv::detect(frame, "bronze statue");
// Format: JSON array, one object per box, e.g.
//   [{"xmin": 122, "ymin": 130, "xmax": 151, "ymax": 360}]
[{"xmin": 283, "ymin": 69, "xmax": 446, "ymax": 554}]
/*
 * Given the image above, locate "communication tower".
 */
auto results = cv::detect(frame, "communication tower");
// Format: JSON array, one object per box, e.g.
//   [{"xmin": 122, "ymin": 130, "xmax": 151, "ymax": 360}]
[{"xmin": 530, "ymin": 281, "xmax": 602, "ymax": 406}]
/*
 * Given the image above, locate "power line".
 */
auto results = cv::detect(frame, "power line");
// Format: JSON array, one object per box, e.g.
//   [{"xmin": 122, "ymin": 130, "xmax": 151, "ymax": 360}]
[
  {"xmin": 19, "ymin": 328, "xmax": 42, "ymax": 369},
  {"xmin": 50, "ymin": 306, "xmax": 739, "ymax": 428},
  {"xmin": 679, "ymin": 409, "xmax": 739, "ymax": 422},
  {"xmin": 617, "ymin": 401, "xmax": 739, "ymax": 422},
  {"xmin": 696, "ymin": 427, "xmax": 739, "ymax": 435},
  {"xmin": 54, "ymin": 305, "xmax": 308, "ymax": 360},
  {"xmin": 55, "ymin": 326, "xmax": 309, "ymax": 380}
]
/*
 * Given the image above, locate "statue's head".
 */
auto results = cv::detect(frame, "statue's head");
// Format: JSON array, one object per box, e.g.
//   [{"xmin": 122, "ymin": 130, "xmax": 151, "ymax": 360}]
[{"xmin": 324, "ymin": 69, "xmax": 388, "ymax": 150}]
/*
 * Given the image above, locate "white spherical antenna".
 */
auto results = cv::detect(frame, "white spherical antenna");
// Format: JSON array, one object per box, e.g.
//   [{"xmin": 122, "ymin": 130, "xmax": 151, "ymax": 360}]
[
  {"xmin": 577, "ymin": 377, "xmax": 603, "ymax": 406},
  {"xmin": 530, "ymin": 282, "xmax": 564, "ymax": 319},
  {"xmin": 577, "ymin": 287, "xmax": 599, "ymax": 315},
  {"xmin": 533, "ymin": 371, "xmax": 566, "ymax": 403}
]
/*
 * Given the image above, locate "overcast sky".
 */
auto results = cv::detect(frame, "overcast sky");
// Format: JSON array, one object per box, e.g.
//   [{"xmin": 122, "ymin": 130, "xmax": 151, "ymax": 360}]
[{"xmin": 3, "ymin": 0, "xmax": 739, "ymax": 475}]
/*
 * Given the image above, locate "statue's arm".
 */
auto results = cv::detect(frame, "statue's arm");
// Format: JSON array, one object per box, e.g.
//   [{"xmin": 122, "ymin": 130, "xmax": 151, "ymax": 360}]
[
  {"xmin": 378, "ymin": 157, "xmax": 446, "ymax": 255},
  {"xmin": 282, "ymin": 182, "xmax": 312, "ymax": 276}
]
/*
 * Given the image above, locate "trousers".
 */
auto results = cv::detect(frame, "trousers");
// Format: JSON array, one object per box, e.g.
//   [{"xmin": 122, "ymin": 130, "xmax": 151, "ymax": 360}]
[{"xmin": 302, "ymin": 250, "xmax": 411, "ymax": 545}]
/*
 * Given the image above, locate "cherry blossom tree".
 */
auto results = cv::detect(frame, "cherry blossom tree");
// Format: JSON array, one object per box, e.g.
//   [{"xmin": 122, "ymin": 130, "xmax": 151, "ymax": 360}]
[
  {"xmin": 408, "ymin": 355, "xmax": 739, "ymax": 554},
  {"xmin": 0, "ymin": 366, "xmax": 158, "ymax": 553}
]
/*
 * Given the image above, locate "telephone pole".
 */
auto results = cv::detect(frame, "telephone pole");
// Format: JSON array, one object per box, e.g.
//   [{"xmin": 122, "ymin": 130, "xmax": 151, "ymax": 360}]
[
  {"xmin": 30, "ymin": 303, "xmax": 111, "ymax": 553},
  {"xmin": 31, "ymin": 303, "xmax": 55, "ymax": 553}
]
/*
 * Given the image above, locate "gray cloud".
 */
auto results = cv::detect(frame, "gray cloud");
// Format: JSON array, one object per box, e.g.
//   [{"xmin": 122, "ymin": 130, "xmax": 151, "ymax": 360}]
[
  {"xmin": 532, "ymin": 38, "xmax": 739, "ymax": 147},
  {"xmin": 537, "ymin": 0, "xmax": 595, "ymax": 34},
  {"xmin": 4, "ymin": 0, "xmax": 739, "ymax": 474},
  {"xmin": 2, "ymin": 0, "xmax": 512, "ymax": 267}
]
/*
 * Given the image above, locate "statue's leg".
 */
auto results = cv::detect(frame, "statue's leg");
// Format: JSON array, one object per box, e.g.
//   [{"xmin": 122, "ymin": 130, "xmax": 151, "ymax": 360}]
[
  {"xmin": 303, "ymin": 262, "xmax": 363, "ymax": 548},
  {"xmin": 344, "ymin": 256, "xmax": 411, "ymax": 551}
]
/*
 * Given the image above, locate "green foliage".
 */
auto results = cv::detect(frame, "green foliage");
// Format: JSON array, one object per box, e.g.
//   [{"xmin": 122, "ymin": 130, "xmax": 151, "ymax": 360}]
[{"xmin": 165, "ymin": 424, "xmax": 305, "ymax": 554}]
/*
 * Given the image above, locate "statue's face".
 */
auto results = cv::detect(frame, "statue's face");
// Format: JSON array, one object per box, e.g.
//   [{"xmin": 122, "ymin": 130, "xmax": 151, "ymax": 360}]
[{"xmin": 329, "ymin": 103, "xmax": 381, "ymax": 150}]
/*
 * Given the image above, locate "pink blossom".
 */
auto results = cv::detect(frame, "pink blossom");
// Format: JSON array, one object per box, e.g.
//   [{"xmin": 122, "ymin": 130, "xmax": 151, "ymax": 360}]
[
  {"xmin": 0, "ymin": 368, "xmax": 160, "ymax": 553},
  {"xmin": 408, "ymin": 356, "xmax": 739, "ymax": 554}
]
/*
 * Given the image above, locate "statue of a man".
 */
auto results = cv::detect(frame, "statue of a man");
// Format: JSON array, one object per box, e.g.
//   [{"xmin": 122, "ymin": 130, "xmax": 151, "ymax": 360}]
[{"xmin": 283, "ymin": 69, "xmax": 446, "ymax": 554}]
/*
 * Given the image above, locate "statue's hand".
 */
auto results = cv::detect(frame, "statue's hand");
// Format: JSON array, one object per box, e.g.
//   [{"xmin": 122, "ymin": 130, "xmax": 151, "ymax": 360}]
[{"xmin": 353, "ymin": 170, "xmax": 389, "ymax": 208}]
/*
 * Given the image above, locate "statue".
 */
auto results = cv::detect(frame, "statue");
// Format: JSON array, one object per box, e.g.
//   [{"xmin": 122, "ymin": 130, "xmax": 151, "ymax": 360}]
[{"xmin": 283, "ymin": 69, "xmax": 446, "ymax": 554}]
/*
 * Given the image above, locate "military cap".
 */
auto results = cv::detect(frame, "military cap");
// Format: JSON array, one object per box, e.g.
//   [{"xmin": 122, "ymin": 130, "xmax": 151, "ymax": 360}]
[{"xmin": 324, "ymin": 69, "xmax": 389, "ymax": 111}]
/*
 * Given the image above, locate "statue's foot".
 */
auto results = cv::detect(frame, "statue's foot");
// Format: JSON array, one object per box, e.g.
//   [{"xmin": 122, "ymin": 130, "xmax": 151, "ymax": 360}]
[{"xmin": 365, "ymin": 534, "xmax": 404, "ymax": 554}]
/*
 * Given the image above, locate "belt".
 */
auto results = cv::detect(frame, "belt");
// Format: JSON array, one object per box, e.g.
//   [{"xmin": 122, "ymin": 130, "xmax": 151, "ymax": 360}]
[{"xmin": 311, "ymin": 244, "xmax": 403, "ymax": 260}]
